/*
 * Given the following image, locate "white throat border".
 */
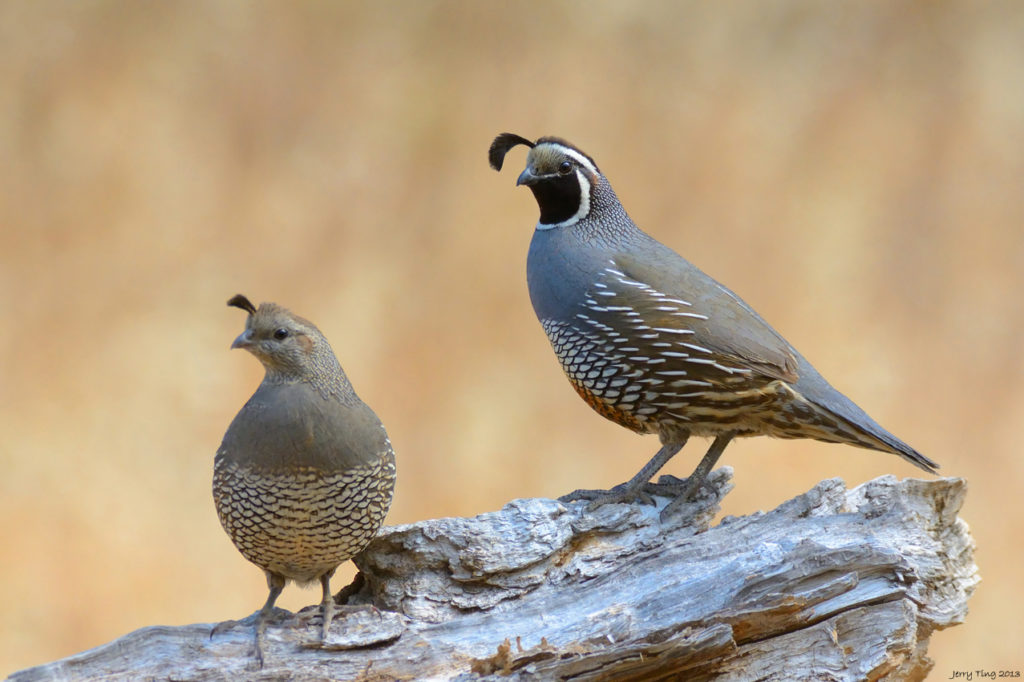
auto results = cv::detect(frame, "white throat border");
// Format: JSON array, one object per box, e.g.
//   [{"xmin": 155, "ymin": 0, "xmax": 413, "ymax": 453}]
[{"xmin": 536, "ymin": 167, "xmax": 592, "ymax": 232}]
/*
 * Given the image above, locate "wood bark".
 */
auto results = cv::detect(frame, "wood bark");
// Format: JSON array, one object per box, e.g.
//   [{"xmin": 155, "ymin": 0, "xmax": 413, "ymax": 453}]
[{"xmin": 10, "ymin": 470, "xmax": 977, "ymax": 681}]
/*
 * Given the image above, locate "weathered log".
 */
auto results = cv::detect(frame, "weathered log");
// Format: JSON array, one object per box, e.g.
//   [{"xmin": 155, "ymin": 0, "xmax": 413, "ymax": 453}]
[{"xmin": 10, "ymin": 470, "xmax": 977, "ymax": 681}]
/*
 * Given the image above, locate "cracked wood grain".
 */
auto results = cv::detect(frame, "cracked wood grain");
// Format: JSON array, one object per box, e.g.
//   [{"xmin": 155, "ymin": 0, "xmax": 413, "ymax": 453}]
[{"xmin": 10, "ymin": 469, "xmax": 977, "ymax": 681}]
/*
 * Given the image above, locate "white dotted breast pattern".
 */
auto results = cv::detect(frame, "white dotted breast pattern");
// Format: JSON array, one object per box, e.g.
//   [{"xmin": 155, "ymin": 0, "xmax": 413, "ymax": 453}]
[{"xmin": 212, "ymin": 452, "xmax": 396, "ymax": 584}]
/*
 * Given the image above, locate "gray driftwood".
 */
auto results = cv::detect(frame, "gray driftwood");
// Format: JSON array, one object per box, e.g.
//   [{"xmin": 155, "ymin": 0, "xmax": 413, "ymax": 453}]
[{"xmin": 10, "ymin": 470, "xmax": 977, "ymax": 681}]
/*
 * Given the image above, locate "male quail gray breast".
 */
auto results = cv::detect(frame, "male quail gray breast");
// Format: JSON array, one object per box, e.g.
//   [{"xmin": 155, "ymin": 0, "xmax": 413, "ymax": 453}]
[
  {"xmin": 489, "ymin": 133, "xmax": 937, "ymax": 518},
  {"xmin": 212, "ymin": 294, "xmax": 395, "ymax": 665}
]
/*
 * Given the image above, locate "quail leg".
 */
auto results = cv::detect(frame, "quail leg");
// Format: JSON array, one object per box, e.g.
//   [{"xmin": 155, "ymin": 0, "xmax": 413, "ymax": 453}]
[
  {"xmin": 638, "ymin": 473, "xmax": 689, "ymax": 498},
  {"xmin": 254, "ymin": 572, "xmax": 286, "ymax": 667},
  {"xmin": 294, "ymin": 570, "xmax": 381, "ymax": 640},
  {"xmin": 319, "ymin": 569, "xmax": 336, "ymax": 643},
  {"xmin": 659, "ymin": 432, "xmax": 735, "ymax": 521},
  {"xmin": 560, "ymin": 437, "xmax": 687, "ymax": 510}
]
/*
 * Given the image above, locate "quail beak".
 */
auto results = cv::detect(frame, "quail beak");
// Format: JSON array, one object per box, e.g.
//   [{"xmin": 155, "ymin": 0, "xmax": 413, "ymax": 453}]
[
  {"xmin": 231, "ymin": 329, "xmax": 253, "ymax": 350},
  {"xmin": 516, "ymin": 167, "xmax": 539, "ymax": 186}
]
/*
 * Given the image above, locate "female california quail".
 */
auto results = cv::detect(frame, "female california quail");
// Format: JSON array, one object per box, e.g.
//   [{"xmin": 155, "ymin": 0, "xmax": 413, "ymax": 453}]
[
  {"xmin": 213, "ymin": 295, "xmax": 396, "ymax": 665},
  {"xmin": 489, "ymin": 133, "xmax": 937, "ymax": 519}
]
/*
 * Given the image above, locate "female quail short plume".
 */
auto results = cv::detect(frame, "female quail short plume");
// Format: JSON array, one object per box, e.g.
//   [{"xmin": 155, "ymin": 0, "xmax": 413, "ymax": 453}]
[
  {"xmin": 489, "ymin": 133, "xmax": 937, "ymax": 519},
  {"xmin": 213, "ymin": 294, "xmax": 396, "ymax": 665}
]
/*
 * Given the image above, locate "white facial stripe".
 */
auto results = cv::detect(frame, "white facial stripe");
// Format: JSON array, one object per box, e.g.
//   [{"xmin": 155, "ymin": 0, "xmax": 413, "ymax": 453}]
[
  {"xmin": 536, "ymin": 169, "xmax": 591, "ymax": 231},
  {"xmin": 558, "ymin": 146, "xmax": 600, "ymax": 177}
]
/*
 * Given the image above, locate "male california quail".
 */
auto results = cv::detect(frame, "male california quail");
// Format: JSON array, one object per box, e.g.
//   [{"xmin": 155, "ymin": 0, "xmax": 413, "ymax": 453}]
[
  {"xmin": 213, "ymin": 295, "xmax": 396, "ymax": 665},
  {"xmin": 489, "ymin": 133, "xmax": 937, "ymax": 518}
]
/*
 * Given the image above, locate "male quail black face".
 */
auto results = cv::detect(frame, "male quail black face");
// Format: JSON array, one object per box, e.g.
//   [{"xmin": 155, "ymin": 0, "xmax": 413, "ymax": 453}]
[
  {"xmin": 213, "ymin": 295, "xmax": 396, "ymax": 665},
  {"xmin": 489, "ymin": 133, "xmax": 937, "ymax": 518}
]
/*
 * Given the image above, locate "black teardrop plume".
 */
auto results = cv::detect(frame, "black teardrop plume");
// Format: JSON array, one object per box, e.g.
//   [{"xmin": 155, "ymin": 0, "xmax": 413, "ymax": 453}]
[
  {"xmin": 227, "ymin": 294, "xmax": 258, "ymax": 315},
  {"xmin": 489, "ymin": 133, "xmax": 535, "ymax": 171}
]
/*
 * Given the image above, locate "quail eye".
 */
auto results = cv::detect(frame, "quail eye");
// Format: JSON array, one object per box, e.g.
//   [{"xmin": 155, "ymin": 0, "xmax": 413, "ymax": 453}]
[
  {"xmin": 558, "ymin": 160, "xmax": 573, "ymax": 175},
  {"xmin": 273, "ymin": 328, "xmax": 290, "ymax": 340}
]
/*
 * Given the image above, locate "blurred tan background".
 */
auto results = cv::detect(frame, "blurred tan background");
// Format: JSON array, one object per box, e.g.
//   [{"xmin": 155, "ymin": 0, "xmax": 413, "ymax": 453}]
[{"xmin": 1, "ymin": 1, "xmax": 1021, "ymax": 677}]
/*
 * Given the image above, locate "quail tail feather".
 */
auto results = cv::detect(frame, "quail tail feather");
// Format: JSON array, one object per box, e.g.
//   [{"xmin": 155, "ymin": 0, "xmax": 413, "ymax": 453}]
[{"xmin": 793, "ymin": 355, "xmax": 937, "ymax": 473}]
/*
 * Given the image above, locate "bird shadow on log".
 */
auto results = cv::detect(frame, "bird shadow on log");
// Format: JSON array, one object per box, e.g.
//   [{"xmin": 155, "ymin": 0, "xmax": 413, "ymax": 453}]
[{"xmin": 11, "ymin": 469, "xmax": 977, "ymax": 682}]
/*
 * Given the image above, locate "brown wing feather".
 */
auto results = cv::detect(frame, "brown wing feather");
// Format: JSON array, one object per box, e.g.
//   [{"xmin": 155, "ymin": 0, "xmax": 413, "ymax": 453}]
[{"xmin": 605, "ymin": 251, "xmax": 799, "ymax": 384}]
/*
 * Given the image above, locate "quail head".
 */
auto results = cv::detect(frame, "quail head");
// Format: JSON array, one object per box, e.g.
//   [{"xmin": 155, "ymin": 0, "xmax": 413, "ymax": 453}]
[
  {"xmin": 212, "ymin": 294, "xmax": 396, "ymax": 665},
  {"xmin": 489, "ymin": 133, "xmax": 937, "ymax": 519}
]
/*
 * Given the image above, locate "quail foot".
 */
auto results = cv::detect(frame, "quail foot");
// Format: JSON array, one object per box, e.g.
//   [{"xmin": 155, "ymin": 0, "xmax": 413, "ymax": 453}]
[
  {"xmin": 212, "ymin": 295, "xmax": 396, "ymax": 665},
  {"xmin": 489, "ymin": 133, "xmax": 937, "ymax": 519}
]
